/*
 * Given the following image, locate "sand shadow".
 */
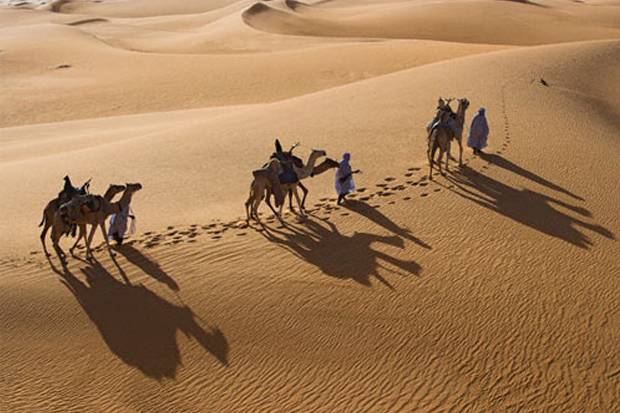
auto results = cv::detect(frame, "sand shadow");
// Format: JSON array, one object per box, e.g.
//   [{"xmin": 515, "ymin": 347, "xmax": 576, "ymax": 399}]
[
  {"xmin": 114, "ymin": 243, "xmax": 180, "ymax": 292},
  {"xmin": 479, "ymin": 153, "xmax": 584, "ymax": 201},
  {"xmin": 261, "ymin": 216, "xmax": 421, "ymax": 289},
  {"xmin": 59, "ymin": 261, "xmax": 228, "ymax": 379},
  {"xmin": 343, "ymin": 200, "xmax": 431, "ymax": 250},
  {"xmin": 446, "ymin": 166, "xmax": 614, "ymax": 248}
]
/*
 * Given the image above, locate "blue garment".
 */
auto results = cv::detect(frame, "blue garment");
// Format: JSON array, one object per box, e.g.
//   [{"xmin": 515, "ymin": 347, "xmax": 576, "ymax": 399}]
[
  {"xmin": 467, "ymin": 111, "xmax": 489, "ymax": 149},
  {"xmin": 279, "ymin": 168, "xmax": 298, "ymax": 184},
  {"xmin": 335, "ymin": 153, "xmax": 355, "ymax": 195}
]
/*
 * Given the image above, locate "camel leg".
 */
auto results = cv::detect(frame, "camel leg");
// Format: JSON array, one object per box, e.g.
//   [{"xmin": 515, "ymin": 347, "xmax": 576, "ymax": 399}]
[
  {"xmin": 69, "ymin": 224, "xmax": 86, "ymax": 255},
  {"xmin": 445, "ymin": 141, "xmax": 451, "ymax": 173},
  {"xmin": 438, "ymin": 149, "xmax": 445, "ymax": 176},
  {"xmin": 245, "ymin": 193, "xmax": 253, "ymax": 223},
  {"xmin": 51, "ymin": 226, "xmax": 66, "ymax": 264},
  {"xmin": 85, "ymin": 223, "xmax": 98, "ymax": 259},
  {"xmin": 429, "ymin": 139, "xmax": 438, "ymax": 180},
  {"xmin": 264, "ymin": 189, "xmax": 281, "ymax": 221},
  {"xmin": 292, "ymin": 187, "xmax": 305, "ymax": 217},
  {"xmin": 100, "ymin": 221, "xmax": 115, "ymax": 258},
  {"xmin": 298, "ymin": 182, "xmax": 309, "ymax": 210},
  {"xmin": 40, "ymin": 221, "xmax": 51, "ymax": 257},
  {"xmin": 288, "ymin": 189, "xmax": 294, "ymax": 213},
  {"xmin": 457, "ymin": 137, "xmax": 463, "ymax": 167}
]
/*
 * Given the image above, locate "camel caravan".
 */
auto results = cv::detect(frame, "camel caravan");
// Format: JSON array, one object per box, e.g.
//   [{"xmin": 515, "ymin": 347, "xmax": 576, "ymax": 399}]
[
  {"xmin": 39, "ymin": 176, "xmax": 142, "ymax": 264},
  {"xmin": 39, "ymin": 97, "xmax": 487, "ymax": 263}
]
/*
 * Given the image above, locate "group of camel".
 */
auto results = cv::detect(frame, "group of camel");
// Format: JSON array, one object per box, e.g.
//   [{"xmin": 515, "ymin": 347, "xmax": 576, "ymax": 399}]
[
  {"xmin": 39, "ymin": 97, "xmax": 469, "ymax": 263},
  {"xmin": 39, "ymin": 181, "xmax": 142, "ymax": 264},
  {"xmin": 245, "ymin": 142, "xmax": 340, "ymax": 223},
  {"xmin": 427, "ymin": 97, "xmax": 470, "ymax": 179}
]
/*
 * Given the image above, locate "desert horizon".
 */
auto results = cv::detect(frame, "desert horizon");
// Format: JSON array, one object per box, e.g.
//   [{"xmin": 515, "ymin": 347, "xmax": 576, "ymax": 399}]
[{"xmin": 1, "ymin": 0, "xmax": 619, "ymax": 412}]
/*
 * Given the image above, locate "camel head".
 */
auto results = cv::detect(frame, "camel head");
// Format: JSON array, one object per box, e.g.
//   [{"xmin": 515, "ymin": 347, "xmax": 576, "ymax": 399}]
[
  {"xmin": 458, "ymin": 98, "xmax": 470, "ymax": 110},
  {"xmin": 311, "ymin": 149, "xmax": 327, "ymax": 158},
  {"xmin": 125, "ymin": 183, "xmax": 143, "ymax": 194},
  {"xmin": 325, "ymin": 158, "xmax": 340, "ymax": 168},
  {"xmin": 108, "ymin": 184, "xmax": 126, "ymax": 195}
]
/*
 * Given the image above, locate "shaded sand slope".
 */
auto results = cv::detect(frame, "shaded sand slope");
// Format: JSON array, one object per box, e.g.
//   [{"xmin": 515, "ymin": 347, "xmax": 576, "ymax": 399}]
[
  {"xmin": 1, "ymin": 40, "xmax": 619, "ymax": 408},
  {"xmin": 243, "ymin": 0, "xmax": 620, "ymax": 45},
  {"xmin": 0, "ymin": 4, "xmax": 506, "ymax": 127}
]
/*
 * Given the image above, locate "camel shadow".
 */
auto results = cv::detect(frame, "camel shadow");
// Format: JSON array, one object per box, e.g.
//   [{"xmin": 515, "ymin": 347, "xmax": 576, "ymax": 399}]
[
  {"xmin": 58, "ymin": 261, "xmax": 228, "ymax": 380},
  {"xmin": 261, "ymin": 216, "xmax": 421, "ymax": 289},
  {"xmin": 343, "ymin": 200, "xmax": 432, "ymax": 250},
  {"xmin": 479, "ymin": 153, "xmax": 584, "ymax": 201},
  {"xmin": 446, "ymin": 166, "xmax": 614, "ymax": 249},
  {"xmin": 114, "ymin": 243, "xmax": 179, "ymax": 292}
]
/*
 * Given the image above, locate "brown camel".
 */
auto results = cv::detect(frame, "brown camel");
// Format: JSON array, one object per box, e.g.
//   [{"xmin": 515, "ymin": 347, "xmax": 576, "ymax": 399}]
[
  {"xmin": 40, "ymin": 184, "xmax": 124, "ymax": 257},
  {"xmin": 265, "ymin": 157, "xmax": 341, "ymax": 217},
  {"xmin": 428, "ymin": 98, "xmax": 469, "ymax": 179},
  {"xmin": 245, "ymin": 159, "xmax": 281, "ymax": 223},
  {"xmin": 51, "ymin": 183, "xmax": 142, "ymax": 262},
  {"xmin": 39, "ymin": 178, "xmax": 91, "ymax": 255}
]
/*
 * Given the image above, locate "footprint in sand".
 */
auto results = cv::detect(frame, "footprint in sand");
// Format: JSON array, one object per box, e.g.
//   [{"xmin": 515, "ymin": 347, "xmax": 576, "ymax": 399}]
[
  {"xmin": 388, "ymin": 201, "xmax": 396, "ymax": 205},
  {"xmin": 403, "ymin": 197, "xmax": 411, "ymax": 201},
  {"xmin": 360, "ymin": 196, "xmax": 371, "ymax": 201},
  {"xmin": 384, "ymin": 177, "xmax": 396, "ymax": 182},
  {"xmin": 421, "ymin": 193, "xmax": 429, "ymax": 197},
  {"xmin": 167, "ymin": 226, "xmax": 174, "ymax": 230},
  {"xmin": 357, "ymin": 187, "xmax": 367, "ymax": 192},
  {"xmin": 212, "ymin": 236, "xmax": 222, "ymax": 240},
  {"xmin": 434, "ymin": 188, "xmax": 441, "ymax": 193},
  {"xmin": 419, "ymin": 182, "xmax": 428, "ymax": 187},
  {"xmin": 408, "ymin": 167, "xmax": 421, "ymax": 171},
  {"xmin": 341, "ymin": 212, "xmax": 350, "ymax": 216},
  {"xmin": 236, "ymin": 232, "xmax": 247, "ymax": 237},
  {"xmin": 404, "ymin": 172, "xmax": 414, "ymax": 177},
  {"xmin": 376, "ymin": 183, "xmax": 388, "ymax": 188}
]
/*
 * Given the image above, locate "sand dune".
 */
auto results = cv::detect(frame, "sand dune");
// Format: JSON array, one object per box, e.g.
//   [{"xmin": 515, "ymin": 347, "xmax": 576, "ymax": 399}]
[
  {"xmin": 243, "ymin": 0, "xmax": 620, "ymax": 45},
  {"xmin": 1, "ymin": 0, "xmax": 619, "ymax": 412}
]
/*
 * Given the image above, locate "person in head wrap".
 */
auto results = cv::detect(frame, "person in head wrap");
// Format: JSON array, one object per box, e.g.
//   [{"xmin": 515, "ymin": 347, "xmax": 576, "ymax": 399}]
[
  {"xmin": 335, "ymin": 152, "xmax": 360, "ymax": 205},
  {"xmin": 467, "ymin": 107, "xmax": 489, "ymax": 155}
]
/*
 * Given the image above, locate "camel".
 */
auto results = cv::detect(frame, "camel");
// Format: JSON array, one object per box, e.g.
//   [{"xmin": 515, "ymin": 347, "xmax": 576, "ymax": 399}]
[
  {"xmin": 39, "ymin": 177, "xmax": 91, "ymax": 255},
  {"xmin": 266, "ymin": 157, "xmax": 340, "ymax": 217},
  {"xmin": 245, "ymin": 159, "xmax": 282, "ymax": 222},
  {"xmin": 245, "ymin": 157, "xmax": 340, "ymax": 223},
  {"xmin": 51, "ymin": 183, "xmax": 142, "ymax": 262},
  {"xmin": 245, "ymin": 147, "xmax": 326, "ymax": 220},
  {"xmin": 428, "ymin": 98, "xmax": 469, "ymax": 179}
]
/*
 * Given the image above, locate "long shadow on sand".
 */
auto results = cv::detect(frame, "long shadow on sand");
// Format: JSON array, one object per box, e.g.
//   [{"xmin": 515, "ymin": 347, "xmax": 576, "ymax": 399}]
[
  {"xmin": 113, "ymin": 243, "xmax": 180, "ymax": 292},
  {"xmin": 57, "ymin": 260, "xmax": 228, "ymax": 379},
  {"xmin": 261, "ymin": 215, "xmax": 422, "ymax": 289},
  {"xmin": 479, "ymin": 153, "xmax": 584, "ymax": 201},
  {"xmin": 446, "ymin": 166, "xmax": 614, "ymax": 248},
  {"xmin": 343, "ymin": 200, "xmax": 431, "ymax": 250}
]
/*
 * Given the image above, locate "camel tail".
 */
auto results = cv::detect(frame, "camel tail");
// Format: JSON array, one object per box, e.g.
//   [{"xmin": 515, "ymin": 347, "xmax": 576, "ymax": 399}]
[{"xmin": 38, "ymin": 212, "xmax": 46, "ymax": 227}]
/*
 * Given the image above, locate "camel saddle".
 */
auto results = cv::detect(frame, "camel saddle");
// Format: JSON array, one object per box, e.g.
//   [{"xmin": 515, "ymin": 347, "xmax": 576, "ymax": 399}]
[{"xmin": 60, "ymin": 195, "xmax": 102, "ymax": 223}]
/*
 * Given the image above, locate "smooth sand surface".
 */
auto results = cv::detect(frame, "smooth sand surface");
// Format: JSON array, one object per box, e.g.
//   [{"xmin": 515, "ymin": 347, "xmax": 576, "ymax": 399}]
[{"xmin": 1, "ymin": 1, "xmax": 619, "ymax": 411}]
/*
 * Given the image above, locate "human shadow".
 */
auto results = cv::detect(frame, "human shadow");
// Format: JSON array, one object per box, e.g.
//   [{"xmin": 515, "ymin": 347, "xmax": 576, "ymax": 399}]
[
  {"xmin": 342, "ymin": 200, "xmax": 432, "ymax": 250},
  {"xmin": 479, "ymin": 153, "xmax": 584, "ymax": 201},
  {"xmin": 446, "ymin": 166, "xmax": 614, "ymax": 249},
  {"xmin": 113, "ymin": 243, "xmax": 180, "ymax": 292},
  {"xmin": 59, "ymin": 261, "xmax": 228, "ymax": 380},
  {"xmin": 261, "ymin": 216, "xmax": 421, "ymax": 289}
]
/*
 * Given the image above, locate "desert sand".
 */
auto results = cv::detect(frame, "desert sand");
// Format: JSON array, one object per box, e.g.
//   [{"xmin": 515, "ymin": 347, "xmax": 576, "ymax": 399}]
[{"xmin": 1, "ymin": 0, "xmax": 619, "ymax": 411}]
